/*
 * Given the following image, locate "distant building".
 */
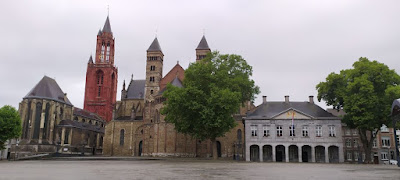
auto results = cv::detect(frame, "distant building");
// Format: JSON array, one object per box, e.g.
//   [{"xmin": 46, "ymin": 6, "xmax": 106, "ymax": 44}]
[
  {"xmin": 244, "ymin": 96, "xmax": 344, "ymax": 163},
  {"xmin": 10, "ymin": 76, "xmax": 105, "ymax": 158}
]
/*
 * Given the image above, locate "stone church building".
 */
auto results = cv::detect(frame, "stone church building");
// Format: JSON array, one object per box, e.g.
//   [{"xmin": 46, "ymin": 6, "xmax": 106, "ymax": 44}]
[{"xmin": 100, "ymin": 16, "xmax": 253, "ymax": 158}]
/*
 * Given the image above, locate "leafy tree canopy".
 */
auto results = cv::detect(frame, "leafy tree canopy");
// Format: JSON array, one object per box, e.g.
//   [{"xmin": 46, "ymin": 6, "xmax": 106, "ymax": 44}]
[
  {"xmin": 162, "ymin": 51, "xmax": 259, "ymax": 141},
  {"xmin": 0, "ymin": 105, "xmax": 21, "ymax": 150},
  {"xmin": 317, "ymin": 57, "xmax": 400, "ymax": 130},
  {"xmin": 317, "ymin": 57, "xmax": 400, "ymax": 163}
]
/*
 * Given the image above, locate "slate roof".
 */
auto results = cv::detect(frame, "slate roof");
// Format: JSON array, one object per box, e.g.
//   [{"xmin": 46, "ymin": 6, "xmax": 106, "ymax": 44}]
[
  {"xmin": 196, "ymin": 35, "xmax": 210, "ymax": 50},
  {"xmin": 24, "ymin": 76, "xmax": 73, "ymax": 106},
  {"xmin": 246, "ymin": 101, "xmax": 337, "ymax": 120},
  {"xmin": 126, "ymin": 79, "xmax": 146, "ymax": 99},
  {"xmin": 158, "ymin": 77, "xmax": 183, "ymax": 95},
  {"xmin": 147, "ymin": 37, "xmax": 162, "ymax": 52},
  {"xmin": 73, "ymin": 108, "xmax": 104, "ymax": 122},
  {"xmin": 102, "ymin": 16, "xmax": 112, "ymax": 34},
  {"xmin": 57, "ymin": 119, "xmax": 104, "ymax": 133}
]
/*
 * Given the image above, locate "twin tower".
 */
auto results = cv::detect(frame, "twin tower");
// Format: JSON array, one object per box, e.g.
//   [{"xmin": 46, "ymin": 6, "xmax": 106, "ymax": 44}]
[{"xmin": 83, "ymin": 16, "xmax": 211, "ymax": 122}]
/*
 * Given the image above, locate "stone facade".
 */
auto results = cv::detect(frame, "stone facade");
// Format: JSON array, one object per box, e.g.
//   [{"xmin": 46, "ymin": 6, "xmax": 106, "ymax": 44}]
[
  {"xmin": 103, "ymin": 35, "xmax": 254, "ymax": 158},
  {"xmin": 11, "ymin": 76, "xmax": 105, "ymax": 158},
  {"xmin": 244, "ymin": 96, "xmax": 344, "ymax": 163}
]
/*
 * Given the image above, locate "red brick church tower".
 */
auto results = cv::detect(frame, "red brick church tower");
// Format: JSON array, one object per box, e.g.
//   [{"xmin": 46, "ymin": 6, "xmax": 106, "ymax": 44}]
[{"xmin": 84, "ymin": 16, "xmax": 118, "ymax": 122}]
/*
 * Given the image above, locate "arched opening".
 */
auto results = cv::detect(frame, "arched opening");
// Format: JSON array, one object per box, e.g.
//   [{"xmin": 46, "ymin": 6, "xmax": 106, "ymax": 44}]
[
  {"xmin": 23, "ymin": 101, "xmax": 32, "ymax": 139},
  {"xmin": 237, "ymin": 129, "xmax": 242, "ymax": 142},
  {"xmin": 138, "ymin": 141, "xmax": 143, "ymax": 156},
  {"xmin": 43, "ymin": 103, "xmax": 50, "ymax": 139},
  {"xmin": 216, "ymin": 141, "xmax": 222, "ymax": 157},
  {"xmin": 120, "ymin": 129, "xmax": 125, "ymax": 146},
  {"xmin": 328, "ymin": 146, "xmax": 339, "ymax": 163},
  {"xmin": 289, "ymin": 145, "xmax": 299, "ymax": 162},
  {"xmin": 263, "ymin": 145, "xmax": 272, "ymax": 162},
  {"xmin": 250, "ymin": 145, "xmax": 260, "ymax": 162},
  {"xmin": 302, "ymin": 145, "xmax": 312, "ymax": 162},
  {"xmin": 315, "ymin": 146, "xmax": 326, "ymax": 163},
  {"xmin": 275, "ymin": 145, "xmax": 285, "ymax": 162},
  {"xmin": 33, "ymin": 102, "xmax": 42, "ymax": 139}
]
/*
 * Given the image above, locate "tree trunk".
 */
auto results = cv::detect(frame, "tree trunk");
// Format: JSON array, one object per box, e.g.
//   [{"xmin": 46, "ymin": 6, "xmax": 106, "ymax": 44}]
[
  {"xmin": 359, "ymin": 128, "xmax": 377, "ymax": 164},
  {"xmin": 211, "ymin": 138, "xmax": 217, "ymax": 160}
]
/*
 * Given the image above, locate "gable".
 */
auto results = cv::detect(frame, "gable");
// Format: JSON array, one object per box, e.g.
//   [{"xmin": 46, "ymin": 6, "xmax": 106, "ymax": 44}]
[
  {"xmin": 159, "ymin": 63, "xmax": 185, "ymax": 90},
  {"xmin": 272, "ymin": 109, "xmax": 313, "ymax": 120}
]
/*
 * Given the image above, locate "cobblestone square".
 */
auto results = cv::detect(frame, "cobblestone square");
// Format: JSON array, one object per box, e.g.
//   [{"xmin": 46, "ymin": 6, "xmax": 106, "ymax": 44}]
[{"xmin": 1, "ymin": 159, "xmax": 399, "ymax": 180}]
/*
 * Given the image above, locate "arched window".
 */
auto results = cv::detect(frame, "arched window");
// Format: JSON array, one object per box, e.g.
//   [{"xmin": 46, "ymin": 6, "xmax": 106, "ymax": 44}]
[
  {"xmin": 43, "ymin": 103, "xmax": 50, "ymax": 139},
  {"xmin": 237, "ymin": 129, "xmax": 242, "ymax": 142},
  {"xmin": 106, "ymin": 42, "xmax": 110, "ymax": 62},
  {"xmin": 23, "ymin": 101, "xmax": 31, "ymax": 139},
  {"xmin": 100, "ymin": 41, "xmax": 105, "ymax": 62},
  {"xmin": 33, "ymin": 102, "xmax": 42, "ymax": 139},
  {"xmin": 120, "ymin": 129, "xmax": 125, "ymax": 146}
]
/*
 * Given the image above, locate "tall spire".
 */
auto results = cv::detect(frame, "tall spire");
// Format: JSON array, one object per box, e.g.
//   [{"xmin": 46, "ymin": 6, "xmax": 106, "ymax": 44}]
[
  {"xmin": 147, "ymin": 37, "xmax": 162, "ymax": 52},
  {"xmin": 102, "ymin": 16, "xmax": 112, "ymax": 34},
  {"xmin": 196, "ymin": 35, "xmax": 210, "ymax": 50}
]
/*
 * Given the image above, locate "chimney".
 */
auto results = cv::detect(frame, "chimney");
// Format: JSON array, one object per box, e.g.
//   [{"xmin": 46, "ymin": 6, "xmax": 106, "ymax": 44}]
[
  {"xmin": 262, "ymin": 96, "xmax": 267, "ymax": 104},
  {"xmin": 64, "ymin": 93, "xmax": 67, "ymax": 102},
  {"xmin": 309, "ymin": 96, "xmax": 314, "ymax": 104},
  {"xmin": 285, "ymin": 95, "xmax": 289, "ymax": 103}
]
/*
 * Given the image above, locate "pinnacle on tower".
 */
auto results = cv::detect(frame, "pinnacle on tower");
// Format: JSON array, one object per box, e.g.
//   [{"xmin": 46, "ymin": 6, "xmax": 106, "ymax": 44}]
[
  {"xmin": 88, "ymin": 55, "xmax": 94, "ymax": 64},
  {"xmin": 147, "ymin": 37, "xmax": 162, "ymax": 52},
  {"xmin": 102, "ymin": 16, "xmax": 112, "ymax": 34},
  {"xmin": 196, "ymin": 35, "xmax": 210, "ymax": 50}
]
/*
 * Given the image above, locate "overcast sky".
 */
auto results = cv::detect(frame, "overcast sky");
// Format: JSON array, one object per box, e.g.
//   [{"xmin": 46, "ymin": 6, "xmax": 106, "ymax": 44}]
[{"xmin": 1, "ymin": 0, "xmax": 400, "ymax": 110}]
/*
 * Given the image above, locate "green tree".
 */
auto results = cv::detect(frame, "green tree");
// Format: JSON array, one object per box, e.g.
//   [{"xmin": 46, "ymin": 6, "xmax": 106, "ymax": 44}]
[
  {"xmin": 162, "ymin": 51, "xmax": 259, "ymax": 159},
  {"xmin": 0, "ymin": 105, "xmax": 21, "ymax": 150},
  {"xmin": 316, "ymin": 57, "xmax": 400, "ymax": 163}
]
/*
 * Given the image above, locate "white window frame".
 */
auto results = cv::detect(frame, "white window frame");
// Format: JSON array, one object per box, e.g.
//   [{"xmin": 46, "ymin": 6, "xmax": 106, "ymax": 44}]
[
  {"xmin": 346, "ymin": 139, "xmax": 351, "ymax": 147},
  {"xmin": 276, "ymin": 126, "xmax": 283, "ymax": 137},
  {"xmin": 347, "ymin": 152, "xmax": 352, "ymax": 161},
  {"xmin": 373, "ymin": 139, "xmax": 377, "ymax": 148},
  {"xmin": 302, "ymin": 126, "xmax": 308, "ymax": 137},
  {"xmin": 263, "ymin": 126, "xmax": 269, "ymax": 137},
  {"xmin": 354, "ymin": 152, "xmax": 359, "ymax": 161},
  {"xmin": 381, "ymin": 137, "xmax": 390, "ymax": 147},
  {"xmin": 316, "ymin": 125, "xmax": 322, "ymax": 137},
  {"xmin": 329, "ymin": 125, "xmax": 336, "ymax": 137},
  {"xmin": 289, "ymin": 126, "xmax": 295, "ymax": 137},
  {"xmin": 381, "ymin": 152, "xmax": 388, "ymax": 160},
  {"xmin": 251, "ymin": 125, "xmax": 257, "ymax": 137}
]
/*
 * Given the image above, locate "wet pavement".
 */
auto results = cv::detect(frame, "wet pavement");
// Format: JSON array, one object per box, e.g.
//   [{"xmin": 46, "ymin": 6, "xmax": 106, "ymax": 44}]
[{"xmin": 0, "ymin": 159, "xmax": 399, "ymax": 180}]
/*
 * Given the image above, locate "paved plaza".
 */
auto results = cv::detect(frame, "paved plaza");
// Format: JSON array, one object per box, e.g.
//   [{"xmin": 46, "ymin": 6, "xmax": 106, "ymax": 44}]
[{"xmin": 0, "ymin": 158, "xmax": 399, "ymax": 180}]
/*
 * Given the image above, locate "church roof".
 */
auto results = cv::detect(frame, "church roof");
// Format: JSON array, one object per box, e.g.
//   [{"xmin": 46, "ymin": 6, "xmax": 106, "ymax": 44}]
[
  {"xmin": 57, "ymin": 119, "xmax": 104, "ymax": 133},
  {"xmin": 24, "ymin": 76, "xmax": 73, "ymax": 106},
  {"xmin": 158, "ymin": 77, "xmax": 183, "ymax": 95},
  {"xmin": 102, "ymin": 16, "xmax": 112, "ymax": 34},
  {"xmin": 147, "ymin": 37, "xmax": 162, "ymax": 52},
  {"xmin": 196, "ymin": 35, "xmax": 210, "ymax": 50},
  {"xmin": 246, "ymin": 101, "xmax": 337, "ymax": 120},
  {"xmin": 126, "ymin": 79, "xmax": 146, "ymax": 99},
  {"xmin": 73, "ymin": 108, "xmax": 104, "ymax": 122},
  {"xmin": 159, "ymin": 63, "xmax": 185, "ymax": 90}
]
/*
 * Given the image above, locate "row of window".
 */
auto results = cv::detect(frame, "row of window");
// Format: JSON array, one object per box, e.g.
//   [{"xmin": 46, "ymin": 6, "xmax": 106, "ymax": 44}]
[
  {"xmin": 148, "ymin": 56, "xmax": 162, "ymax": 61},
  {"xmin": 100, "ymin": 44, "xmax": 111, "ymax": 63},
  {"xmin": 250, "ymin": 125, "xmax": 336, "ymax": 138},
  {"xmin": 345, "ymin": 139, "xmax": 359, "ymax": 147},
  {"xmin": 73, "ymin": 117, "xmax": 104, "ymax": 127}
]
